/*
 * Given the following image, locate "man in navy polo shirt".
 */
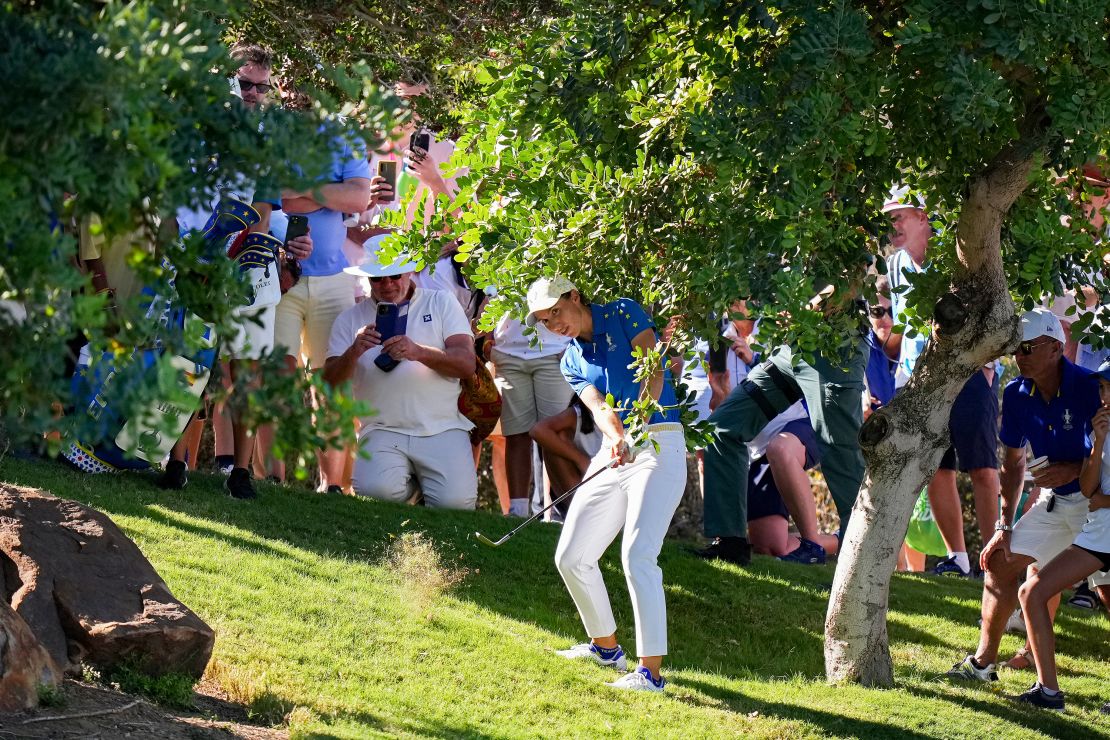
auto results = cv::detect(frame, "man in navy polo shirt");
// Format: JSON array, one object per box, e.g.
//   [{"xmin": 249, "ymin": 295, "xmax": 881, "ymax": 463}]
[{"xmin": 946, "ymin": 308, "xmax": 1102, "ymax": 683}]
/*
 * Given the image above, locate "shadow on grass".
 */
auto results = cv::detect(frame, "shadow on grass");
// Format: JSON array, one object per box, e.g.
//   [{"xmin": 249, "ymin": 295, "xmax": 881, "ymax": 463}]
[
  {"xmin": 6, "ymin": 458, "xmax": 1107, "ymax": 728},
  {"xmin": 679, "ymin": 675, "xmax": 936, "ymax": 740},
  {"xmin": 905, "ymin": 682, "xmax": 1108, "ymax": 739}
]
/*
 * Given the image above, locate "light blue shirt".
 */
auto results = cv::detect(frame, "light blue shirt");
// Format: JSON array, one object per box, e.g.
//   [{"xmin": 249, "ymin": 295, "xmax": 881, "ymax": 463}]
[{"xmin": 295, "ymin": 136, "xmax": 370, "ymax": 277}]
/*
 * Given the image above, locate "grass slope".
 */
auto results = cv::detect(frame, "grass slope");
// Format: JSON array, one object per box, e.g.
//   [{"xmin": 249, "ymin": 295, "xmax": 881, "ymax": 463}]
[{"xmin": 2, "ymin": 458, "xmax": 1108, "ymax": 739}]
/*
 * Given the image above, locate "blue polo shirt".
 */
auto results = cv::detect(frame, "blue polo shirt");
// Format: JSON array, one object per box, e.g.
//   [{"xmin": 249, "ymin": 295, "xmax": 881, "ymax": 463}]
[
  {"xmin": 865, "ymin": 330, "xmax": 897, "ymax": 409},
  {"xmin": 998, "ymin": 358, "xmax": 1101, "ymax": 495},
  {"xmin": 293, "ymin": 136, "xmax": 370, "ymax": 277},
  {"xmin": 561, "ymin": 299, "xmax": 680, "ymax": 426}
]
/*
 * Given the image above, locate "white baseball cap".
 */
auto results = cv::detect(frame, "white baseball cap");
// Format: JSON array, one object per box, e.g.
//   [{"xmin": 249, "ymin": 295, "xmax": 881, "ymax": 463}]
[
  {"xmin": 1020, "ymin": 307, "xmax": 1065, "ymax": 343},
  {"xmin": 524, "ymin": 276, "xmax": 577, "ymax": 327}
]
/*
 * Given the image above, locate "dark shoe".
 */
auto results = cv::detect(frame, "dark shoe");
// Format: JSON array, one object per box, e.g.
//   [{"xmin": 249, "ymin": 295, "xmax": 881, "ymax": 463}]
[
  {"xmin": 155, "ymin": 460, "xmax": 188, "ymax": 490},
  {"xmin": 694, "ymin": 537, "xmax": 751, "ymax": 566},
  {"xmin": 225, "ymin": 467, "xmax": 257, "ymax": 500},
  {"xmin": 932, "ymin": 555, "xmax": 970, "ymax": 577},
  {"xmin": 1010, "ymin": 683, "xmax": 1065, "ymax": 711},
  {"xmin": 1067, "ymin": 582, "xmax": 1099, "ymax": 610},
  {"xmin": 1100, "ymin": 701, "xmax": 1109, "ymax": 715},
  {"xmin": 779, "ymin": 538, "xmax": 827, "ymax": 565},
  {"xmin": 326, "ymin": 484, "xmax": 344, "ymax": 495}
]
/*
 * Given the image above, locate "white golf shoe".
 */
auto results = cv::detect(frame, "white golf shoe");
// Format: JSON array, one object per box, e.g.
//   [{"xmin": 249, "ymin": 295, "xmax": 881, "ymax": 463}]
[
  {"xmin": 606, "ymin": 666, "xmax": 665, "ymax": 692},
  {"xmin": 555, "ymin": 642, "xmax": 627, "ymax": 671}
]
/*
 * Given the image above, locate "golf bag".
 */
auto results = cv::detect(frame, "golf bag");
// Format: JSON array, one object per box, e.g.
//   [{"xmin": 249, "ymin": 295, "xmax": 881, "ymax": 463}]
[{"xmin": 61, "ymin": 196, "xmax": 261, "ymax": 473}]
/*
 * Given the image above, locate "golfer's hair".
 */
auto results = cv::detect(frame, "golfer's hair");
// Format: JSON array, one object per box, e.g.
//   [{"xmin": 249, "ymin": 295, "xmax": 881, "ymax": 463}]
[
  {"xmin": 230, "ymin": 42, "xmax": 274, "ymax": 71},
  {"xmin": 568, "ymin": 394, "xmax": 596, "ymax": 436},
  {"xmin": 562, "ymin": 289, "xmax": 590, "ymax": 304}
]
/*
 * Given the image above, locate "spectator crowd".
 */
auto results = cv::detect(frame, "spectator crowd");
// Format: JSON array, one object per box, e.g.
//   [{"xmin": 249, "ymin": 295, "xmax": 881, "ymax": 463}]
[{"xmin": 48, "ymin": 44, "xmax": 1110, "ymax": 708}]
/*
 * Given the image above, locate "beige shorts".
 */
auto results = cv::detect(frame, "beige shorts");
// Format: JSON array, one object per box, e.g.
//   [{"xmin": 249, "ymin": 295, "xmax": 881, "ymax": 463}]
[
  {"xmin": 1010, "ymin": 491, "xmax": 1089, "ymax": 568},
  {"xmin": 491, "ymin": 350, "xmax": 573, "ymax": 436},
  {"xmin": 224, "ymin": 305, "xmax": 276, "ymax": 361},
  {"xmin": 273, "ymin": 272, "xmax": 356, "ymax": 368}
]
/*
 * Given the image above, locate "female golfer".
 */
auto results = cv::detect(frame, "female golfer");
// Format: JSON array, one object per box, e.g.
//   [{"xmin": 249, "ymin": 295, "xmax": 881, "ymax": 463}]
[
  {"xmin": 1014, "ymin": 360, "xmax": 1110, "ymax": 711},
  {"xmin": 525, "ymin": 276, "xmax": 686, "ymax": 692}
]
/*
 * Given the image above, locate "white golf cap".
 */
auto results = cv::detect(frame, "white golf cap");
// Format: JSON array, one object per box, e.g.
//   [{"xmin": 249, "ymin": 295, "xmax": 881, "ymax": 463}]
[
  {"xmin": 524, "ymin": 276, "xmax": 577, "ymax": 327},
  {"xmin": 1020, "ymin": 307, "xmax": 1065, "ymax": 343},
  {"xmin": 881, "ymin": 183, "xmax": 926, "ymax": 214}
]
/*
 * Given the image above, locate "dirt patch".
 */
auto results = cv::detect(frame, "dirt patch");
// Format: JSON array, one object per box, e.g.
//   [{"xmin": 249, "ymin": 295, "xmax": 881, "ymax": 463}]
[{"xmin": 0, "ymin": 679, "xmax": 287, "ymax": 739}]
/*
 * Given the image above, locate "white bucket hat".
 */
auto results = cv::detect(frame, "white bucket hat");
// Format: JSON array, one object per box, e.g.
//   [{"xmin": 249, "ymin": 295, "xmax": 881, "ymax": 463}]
[{"xmin": 343, "ymin": 234, "xmax": 420, "ymax": 279}]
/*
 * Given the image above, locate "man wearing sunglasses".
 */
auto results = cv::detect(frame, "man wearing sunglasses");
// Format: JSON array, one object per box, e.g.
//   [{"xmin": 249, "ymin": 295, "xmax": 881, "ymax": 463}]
[
  {"xmin": 884, "ymin": 186, "xmax": 1001, "ymax": 577},
  {"xmin": 323, "ymin": 247, "xmax": 478, "ymax": 508},
  {"xmin": 947, "ymin": 308, "xmax": 1101, "ymax": 683}
]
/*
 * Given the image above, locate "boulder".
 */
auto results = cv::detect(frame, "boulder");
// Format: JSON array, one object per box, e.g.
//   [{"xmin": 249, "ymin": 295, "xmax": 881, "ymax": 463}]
[
  {"xmin": 0, "ymin": 598, "xmax": 59, "ymax": 711},
  {"xmin": 0, "ymin": 484, "xmax": 214, "ymax": 679}
]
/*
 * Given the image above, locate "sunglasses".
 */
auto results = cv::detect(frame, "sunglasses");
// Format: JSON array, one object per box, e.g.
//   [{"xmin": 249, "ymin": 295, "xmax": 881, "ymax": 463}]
[
  {"xmin": 237, "ymin": 78, "xmax": 273, "ymax": 93},
  {"xmin": 868, "ymin": 306, "xmax": 892, "ymax": 319},
  {"xmin": 1018, "ymin": 339, "xmax": 1055, "ymax": 356},
  {"xmin": 369, "ymin": 274, "xmax": 405, "ymax": 284}
]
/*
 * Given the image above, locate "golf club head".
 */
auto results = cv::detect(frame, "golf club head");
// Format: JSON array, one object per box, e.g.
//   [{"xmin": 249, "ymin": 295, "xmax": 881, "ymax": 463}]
[{"xmin": 474, "ymin": 531, "xmax": 505, "ymax": 547}]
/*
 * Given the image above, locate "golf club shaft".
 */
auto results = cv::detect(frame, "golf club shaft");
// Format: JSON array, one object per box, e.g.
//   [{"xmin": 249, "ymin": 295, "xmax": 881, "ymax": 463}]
[{"xmin": 498, "ymin": 458, "xmax": 619, "ymax": 542}]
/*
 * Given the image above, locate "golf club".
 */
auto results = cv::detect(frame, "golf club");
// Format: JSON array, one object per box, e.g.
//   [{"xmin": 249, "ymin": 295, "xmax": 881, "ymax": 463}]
[{"xmin": 474, "ymin": 457, "xmax": 622, "ymax": 547}]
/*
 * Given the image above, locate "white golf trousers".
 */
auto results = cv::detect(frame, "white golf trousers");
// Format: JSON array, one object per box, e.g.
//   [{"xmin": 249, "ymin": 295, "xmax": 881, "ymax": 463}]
[{"xmin": 554, "ymin": 426, "xmax": 686, "ymax": 657}]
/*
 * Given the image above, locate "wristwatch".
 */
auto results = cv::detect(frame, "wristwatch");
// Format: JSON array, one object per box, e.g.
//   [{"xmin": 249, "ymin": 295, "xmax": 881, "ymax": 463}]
[{"xmin": 995, "ymin": 521, "xmax": 1013, "ymax": 533}]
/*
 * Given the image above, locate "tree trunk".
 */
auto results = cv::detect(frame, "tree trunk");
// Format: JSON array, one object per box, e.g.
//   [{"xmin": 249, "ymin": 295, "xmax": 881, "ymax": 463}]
[{"xmin": 824, "ymin": 142, "xmax": 1039, "ymax": 686}]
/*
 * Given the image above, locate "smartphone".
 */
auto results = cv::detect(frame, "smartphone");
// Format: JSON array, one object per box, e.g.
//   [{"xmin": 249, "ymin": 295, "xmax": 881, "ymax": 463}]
[
  {"xmin": 408, "ymin": 130, "xmax": 431, "ymax": 161},
  {"xmin": 373, "ymin": 302, "xmax": 401, "ymax": 372},
  {"xmin": 376, "ymin": 160, "xmax": 397, "ymax": 203},
  {"xmin": 284, "ymin": 214, "xmax": 309, "ymax": 245}
]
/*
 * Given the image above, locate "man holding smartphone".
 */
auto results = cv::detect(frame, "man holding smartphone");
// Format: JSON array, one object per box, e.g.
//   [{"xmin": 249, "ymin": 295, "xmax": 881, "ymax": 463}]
[{"xmin": 323, "ymin": 249, "xmax": 478, "ymax": 509}]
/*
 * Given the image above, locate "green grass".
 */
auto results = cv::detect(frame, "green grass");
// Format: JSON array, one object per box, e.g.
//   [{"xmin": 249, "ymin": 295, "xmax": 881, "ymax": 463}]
[{"xmin": 3, "ymin": 458, "xmax": 1108, "ymax": 738}]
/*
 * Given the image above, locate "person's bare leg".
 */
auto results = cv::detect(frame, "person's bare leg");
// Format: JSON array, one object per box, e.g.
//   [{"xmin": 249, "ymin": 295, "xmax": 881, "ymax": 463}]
[
  {"xmin": 229, "ymin": 359, "xmax": 257, "ymax": 470},
  {"xmin": 968, "ymin": 467, "xmax": 1000, "ymax": 546},
  {"xmin": 975, "ymin": 551, "xmax": 1035, "ymax": 665},
  {"xmin": 815, "ymin": 533, "xmax": 840, "ymax": 556},
  {"xmin": 928, "ymin": 469, "xmax": 967, "ymax": 554},
  {"xmin": 1097, "ymin": 584, "xmax": 1110, "ymax": 610},
  {"xmin": 489, "ymin": 435, "xmax": 510, "ymax": 513},
  {"xmin": 765, "ymin": 434, "xmax": 820, "ymax": 543},
  {"xmin": 254, "ymin": 354, "xmax": 298, "ymax": 481},
  {"xmin": 899, "ymin": 544, "xmax": 926, "ymax": 572},
  {"xmin": 640, "ymin": 655, "xmax": 662, "ymax": 680},
  {"xmin": 211, "ymin": 361, "xmax": 234, "ymax": 461},
  {"xmin": 178, "ymin": 415, "xmax": 204, "ymax": 468},
  {"xmin": 748, "ymin": 515, "xmax": 791, "ymax": 556},
  {"xmin": 505, "ymin": 432, "xmax": 533, "ymax": 512},
  {"xmin": 1020, "ymin": 547, "xmax": 1101, "ymax": 691}
]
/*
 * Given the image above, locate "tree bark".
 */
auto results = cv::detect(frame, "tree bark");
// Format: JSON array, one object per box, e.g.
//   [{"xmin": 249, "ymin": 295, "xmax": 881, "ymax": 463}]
[{"xmin": 824, "ymin": 142, "xmax": 1038, "ymax": 686}]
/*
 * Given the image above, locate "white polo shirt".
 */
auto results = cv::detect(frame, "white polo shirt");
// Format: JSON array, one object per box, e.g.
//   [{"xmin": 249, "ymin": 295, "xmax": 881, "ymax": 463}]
[{"xmin": 328, "ymin": 288, "xmax": 474, "ymax": 437}]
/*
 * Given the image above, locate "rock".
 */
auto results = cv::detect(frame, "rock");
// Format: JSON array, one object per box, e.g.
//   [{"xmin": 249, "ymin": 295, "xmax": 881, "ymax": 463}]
[
  {"xmin": 0, "ymin": 483, "xmax": 214, "ymax": 679},
  {"xmin": 0, "ymin": 598, "xmax": 59, "ymax": 711}
]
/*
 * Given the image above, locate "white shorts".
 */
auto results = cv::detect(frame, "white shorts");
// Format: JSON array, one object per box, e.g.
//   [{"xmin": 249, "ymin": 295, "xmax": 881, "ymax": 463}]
[
  {"xmin": 491, "ymin": 350, "xmax": 573, "ymax": 436},
  {"xmin": 1010, "ymin": 491, "xmax": 1089, "ymax": 568},
  {"xmin": 1074, "ymin": 508, "xmax": 1110, "ymax": 587},
  {"xmin": 224, "ymin": 305, "xmax": 276, "ymax": 361},
  {"xmin": 274, "ymin": 272, "xmax": 356, "ymax": 368}
]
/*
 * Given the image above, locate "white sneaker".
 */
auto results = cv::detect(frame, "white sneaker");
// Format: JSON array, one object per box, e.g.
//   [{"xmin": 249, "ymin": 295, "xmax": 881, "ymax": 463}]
[
  {"xmin": 1006, "ymin": 607, "xmax": 1027, "ymax": 634},
  {"xmin": 606, "ymin": 666, "xmax": 665, "ymax": 692},
  {"xmin": 555, "ymin": 643, "xmax": 627, "ymax": 671}
]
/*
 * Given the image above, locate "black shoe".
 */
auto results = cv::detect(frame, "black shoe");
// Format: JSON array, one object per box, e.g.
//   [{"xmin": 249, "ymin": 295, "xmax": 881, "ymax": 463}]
[
  {"xmin": 225, "ymin": 467, "xmax": 257, "ymax": 500},
  {"xmin": 694, "ymin": 537, "xmax": 751, "ymax": 566},
  {"xmin": 326, "ymin": 485, "xmax": 343, "ymax": 495},
  {"xmin": 1067, "ymin": 582, "xmax": 1099, "ymax": 610},
  {"xmin": 1010, "ymin": 683, "xmax": 1065, "ymax": 711},
  {"xmin": 155, "ymin": 460, "xmax": 188, "ymax": 490},
  {"xmin": 1101, "ymin": 701, "xmax": 1109, "ymax": 715}
]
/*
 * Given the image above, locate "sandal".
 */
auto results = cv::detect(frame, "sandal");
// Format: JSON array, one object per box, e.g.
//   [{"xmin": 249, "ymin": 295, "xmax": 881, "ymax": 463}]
[{"xmin": 1002, "ymin": 647, "xmax": 1035, "ymax": 671}]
